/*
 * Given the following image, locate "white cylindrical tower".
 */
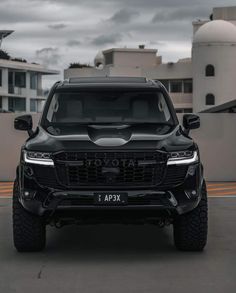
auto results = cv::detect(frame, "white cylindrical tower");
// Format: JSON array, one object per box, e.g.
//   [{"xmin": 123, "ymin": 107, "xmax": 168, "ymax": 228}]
[{"xmin": 192, "ymin": 20, "xmax": 236, "ymax": 112}]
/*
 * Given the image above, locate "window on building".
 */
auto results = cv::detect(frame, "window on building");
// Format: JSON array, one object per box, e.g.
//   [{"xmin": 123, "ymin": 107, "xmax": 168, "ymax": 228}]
[
  {"xmin": 30, "ymin": 98, "xmax": 45, "ymax": 113},
  {"xmin": 104, "ymin": 52, "xmax": 113, "ymax": 65},
  {"xmin": 183, "ymin": 79, "xmax": 193, "ymax": 93},
  {"xmin": 206, "ymin": 94, "xmax": 215, "ymax": 105},
  {"xmin": 0, "ymin": 69, "xmax": 2, "ymax": 87},
  {"xmin": 30, "ymin": 99, "xmax": 36, "ymax": 112},
  {"xmin": 30, "ymin": 72, "xmax": 38, "ymax": 90},
  {"xmin": 159, "ymin": 80, "xmax": 169, "ymax": 91},
  {"xmin": 170, "ymin": 80, "xmax": 182, "ymax": 93},
  {"xmin": 205, "ymin": 65, "xmax": 215, "ymax": 77},
  {"xmin": 15, "ymin": 72, "xmax": 26, "ymax": 88},
  {"xmin": 8, "ymin": 97, "xmax": 26, "ymax": 112},
  {"xmin": 0, "ymin": 96, "xmax": 2, "ymax": 109}
]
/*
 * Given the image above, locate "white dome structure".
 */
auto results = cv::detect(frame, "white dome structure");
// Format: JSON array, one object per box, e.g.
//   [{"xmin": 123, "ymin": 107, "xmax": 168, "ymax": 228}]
[
  {"xmin": 94, "ymin": 51, "xmax": 105, "ymax": 67},
  {"xmin": 192, "ymin": 20, "xmax": 236, "ymax": 112},
  {"xmin": 193, "ymin": 20, "xmax": 236, "ymax": 44}
]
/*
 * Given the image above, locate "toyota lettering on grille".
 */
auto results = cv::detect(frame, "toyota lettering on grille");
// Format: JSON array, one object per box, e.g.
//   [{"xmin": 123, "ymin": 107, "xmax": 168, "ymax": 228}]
[{"xmin": 87, "ymin": 159, "xmax": 136, "ymax": 167}]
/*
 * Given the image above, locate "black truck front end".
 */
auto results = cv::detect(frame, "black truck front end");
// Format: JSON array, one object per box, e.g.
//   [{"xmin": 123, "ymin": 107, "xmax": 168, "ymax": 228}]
[{"xmin": 18, "ymin": 147, "xmax": 203, "ymax": 225}]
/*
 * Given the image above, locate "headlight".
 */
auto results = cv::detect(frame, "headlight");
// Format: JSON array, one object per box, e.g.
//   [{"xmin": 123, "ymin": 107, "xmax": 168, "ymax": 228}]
[
  {"xmin": 167, "ymin": 151, "xmax": 198, "ymax": 165},
  {"xmin": 23, "ymin": 151, "xmax": 54, "ymax": 166}
]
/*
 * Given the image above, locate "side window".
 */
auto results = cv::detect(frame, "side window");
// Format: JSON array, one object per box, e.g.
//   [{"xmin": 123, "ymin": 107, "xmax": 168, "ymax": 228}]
[
  {"xmin": 206, "ymin": 94, "xmax": 215, "ymax": 105},
  {"xmin": 205, "ymin": 65, "xmax": 215, "ymax": 77}
]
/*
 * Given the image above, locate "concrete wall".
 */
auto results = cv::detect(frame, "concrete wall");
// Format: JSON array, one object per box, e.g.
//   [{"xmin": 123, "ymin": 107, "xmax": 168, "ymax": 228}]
[
  {"xmin": 143, "ymin": 61, "xmax": 192, "ymax": 80},
  {"xmin": 0, "ymin": 113, "xmax": 235, "ymax": 182},
  {"xmin": 0, "ymin": 114, "xmax": 41, "ymax": 181},
  {"xmin": 113, "ymin": 51, "xmax": 157, "ymax": 68}
]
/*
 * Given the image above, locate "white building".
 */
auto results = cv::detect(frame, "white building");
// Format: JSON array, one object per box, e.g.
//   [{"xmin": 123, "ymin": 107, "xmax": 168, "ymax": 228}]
[
  {"xmin": 64, "ymin": 6, "xmax": 236, "ymax": 113},
  {"xmin": 0, "ymin": 31, "xmax": 59, "ymax": 113}
]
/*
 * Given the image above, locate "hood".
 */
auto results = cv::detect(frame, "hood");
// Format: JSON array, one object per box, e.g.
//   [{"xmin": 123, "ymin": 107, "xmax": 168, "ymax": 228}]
[{"xmin": 25, "ymin": 123, "xmax": 195, "ymax": 153}]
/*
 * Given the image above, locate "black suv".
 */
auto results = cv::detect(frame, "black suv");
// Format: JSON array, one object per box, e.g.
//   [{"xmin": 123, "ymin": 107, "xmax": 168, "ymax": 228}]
[{"xmin": 13, "ymin": 77, "xmax": 207, "ymax": 252}]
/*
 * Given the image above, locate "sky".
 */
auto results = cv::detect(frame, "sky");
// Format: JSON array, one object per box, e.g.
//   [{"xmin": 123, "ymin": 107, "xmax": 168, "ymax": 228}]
[{"xmin": 1, "ymin": 0, "xmax": 236, "ymax": 88}]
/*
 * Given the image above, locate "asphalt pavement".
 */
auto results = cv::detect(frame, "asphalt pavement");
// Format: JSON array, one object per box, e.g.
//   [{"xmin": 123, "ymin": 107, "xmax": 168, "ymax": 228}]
[{"xmin": 0, "ymin": 197, "xmax": 236, "ymax": 293}]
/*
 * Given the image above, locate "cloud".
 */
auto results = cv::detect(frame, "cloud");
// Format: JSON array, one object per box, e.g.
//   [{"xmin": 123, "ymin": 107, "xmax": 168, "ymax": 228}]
[
  {"xmin": 35, "ymin": 47, "xmax": 61, "ymax": 66},
  {"xmin": 66, "ymin": 40, "xmax": 81, "ymax": 47},
  {"xmin": 48, "ymin": 23, "xmax": 67, "ymax": 30},
  {"xmin": 109, "ymin": 9, "xmax": 139, "ymax": 24},
  {"xmin": 2, "ymin": 0, "xmax": 236, "ymax": 89},
  {"xmin": 152, "ymin": 6, "xmax": 209, "ymax": 23},
  {"xmin": 91, "ymin": 33, "xmax": 123, "ymax": 46}
]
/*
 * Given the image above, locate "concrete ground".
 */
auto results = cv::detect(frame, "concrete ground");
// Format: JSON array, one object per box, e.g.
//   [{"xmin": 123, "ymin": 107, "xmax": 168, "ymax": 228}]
[{"xmin": 0, "ymin": 189, "xmax": 236, "ymax": 293}]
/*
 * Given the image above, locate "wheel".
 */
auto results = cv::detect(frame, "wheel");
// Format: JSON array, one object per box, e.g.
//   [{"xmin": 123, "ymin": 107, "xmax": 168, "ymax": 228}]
[
  {"xmin": 173, "ymin": 180, "xmax": 208, "ymax": 251},
  {"xmin": 12, "ymin": 180, "xmax": 46, "ymax": 252}
]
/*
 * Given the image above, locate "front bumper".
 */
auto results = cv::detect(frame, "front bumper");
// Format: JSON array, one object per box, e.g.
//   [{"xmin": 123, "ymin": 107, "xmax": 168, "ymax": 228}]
[{"xmin": 17, "ymin": 162, "xmax": 203, "ymax": 218}]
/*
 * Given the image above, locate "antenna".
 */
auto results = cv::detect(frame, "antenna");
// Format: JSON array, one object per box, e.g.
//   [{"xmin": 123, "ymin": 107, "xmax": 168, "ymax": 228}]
[{"xmin": 0, "ymin": 30, "xmax": 14, "ymax": 49}]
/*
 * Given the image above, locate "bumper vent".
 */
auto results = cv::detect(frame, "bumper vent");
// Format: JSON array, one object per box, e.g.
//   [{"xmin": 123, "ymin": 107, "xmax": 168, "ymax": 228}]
[{"xmin": 160, "ymin": 165, "xmax": 188, "ymax": 188}]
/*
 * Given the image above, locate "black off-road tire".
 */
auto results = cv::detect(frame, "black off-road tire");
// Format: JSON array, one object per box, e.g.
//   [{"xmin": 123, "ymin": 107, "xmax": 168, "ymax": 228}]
[
  {"xmin": 173, "ymin": 180, "xmax": 208, "ymax": 251},
  {"xmin": 12, "ymin": 181, "xmax": 46, "ymax": 252}
]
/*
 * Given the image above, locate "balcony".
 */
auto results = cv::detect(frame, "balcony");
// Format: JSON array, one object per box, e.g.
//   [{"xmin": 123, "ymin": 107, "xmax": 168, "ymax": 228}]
[{"xmin": 8, "ymin": 85, "xmax": 22, "ymax": 95}]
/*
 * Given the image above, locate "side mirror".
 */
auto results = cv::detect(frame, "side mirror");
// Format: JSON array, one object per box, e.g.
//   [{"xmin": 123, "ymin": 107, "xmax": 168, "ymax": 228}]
[
  {"xmin": 14, "ymin": 115, "xmax": 33, "ymax": 136},
  {"xmin": 183, "ymin": 114, "xmax": 200, "ymax": 132}
]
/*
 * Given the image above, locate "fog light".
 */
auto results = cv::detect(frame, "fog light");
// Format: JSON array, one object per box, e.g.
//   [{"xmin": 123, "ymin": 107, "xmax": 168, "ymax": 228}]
[
  {"xmin": 23, "ymin": 190, "xmax": 36, "ymax": 200},
  {"xmin": 24, "ymin": 191, "xmax": 30, "ymax": 197},
  {"xmin": 185, "ymin": 190, "xmax": 198, "ymax": 199}
]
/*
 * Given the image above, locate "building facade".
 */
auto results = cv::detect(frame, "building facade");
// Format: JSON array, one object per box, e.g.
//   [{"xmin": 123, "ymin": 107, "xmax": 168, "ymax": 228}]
[
  {"xmin": 0, "ymin": 60, "xmax": 58, "ymax": 113},
  {"xmin": 64, "ymin": 6, "xmax": 236, "ymax": 113},
  {"xmin": 0, "ymin": 31, "xmax": 59, "ymax": 113}
]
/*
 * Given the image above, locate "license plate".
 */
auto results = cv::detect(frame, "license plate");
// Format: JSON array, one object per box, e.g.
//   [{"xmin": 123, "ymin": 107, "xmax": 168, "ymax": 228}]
[{"xmin": 94, "ymin": 193, "xmax": 128, "ymax": 205}]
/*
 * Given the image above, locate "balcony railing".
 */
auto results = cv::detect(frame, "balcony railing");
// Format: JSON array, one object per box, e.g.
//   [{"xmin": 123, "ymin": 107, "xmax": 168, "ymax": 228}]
[{"xmin": 8, "ymin": 85, "xmax": 22, "ymax": 95}]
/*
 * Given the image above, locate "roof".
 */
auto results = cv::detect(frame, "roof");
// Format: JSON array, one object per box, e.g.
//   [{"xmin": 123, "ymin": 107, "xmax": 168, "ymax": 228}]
[
  {"xmin": 0, "ymin": 59, "xmax": 59, "ymax": 75},
  {"xmin": 201, "ymin": 99, "xmax": 236, "ymax": 113},
  {"xmin": 102, "ymin": 48, "xmax": 157, "ymax": 54},
  {"xmin": 193, "ymin": 20, "xmax": 236, "ymax": 44},
  {"xmin": 58, "ymin": 76, "xmax": 161, "ymax": 90}
]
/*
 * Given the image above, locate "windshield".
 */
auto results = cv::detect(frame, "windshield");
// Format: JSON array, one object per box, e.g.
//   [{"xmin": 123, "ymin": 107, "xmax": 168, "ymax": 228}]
[{"xmin": 45, "ymin": 90, "xmax": 174, "ymax": 125}]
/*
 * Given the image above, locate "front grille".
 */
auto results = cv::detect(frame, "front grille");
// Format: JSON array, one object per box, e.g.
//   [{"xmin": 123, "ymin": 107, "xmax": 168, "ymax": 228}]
[
  {"xmin": 54, "ymin": 151, "xmax": 168, "ymax": 188},
  {"xmin": 58, "ymin": 194, "xmax": 171, "ymax": 207}
]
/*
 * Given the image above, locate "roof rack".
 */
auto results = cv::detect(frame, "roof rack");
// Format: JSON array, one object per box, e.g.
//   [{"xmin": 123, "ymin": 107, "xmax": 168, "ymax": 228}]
[{"xmin": 68, "ymin": 77, "xmax": 148, "ymax": 84}]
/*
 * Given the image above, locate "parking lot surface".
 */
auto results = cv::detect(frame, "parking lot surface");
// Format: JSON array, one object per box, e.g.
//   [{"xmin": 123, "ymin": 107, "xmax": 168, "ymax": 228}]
[{"xmin": 0, "ymin": 190, "xmax": 236, "ymax": 293}]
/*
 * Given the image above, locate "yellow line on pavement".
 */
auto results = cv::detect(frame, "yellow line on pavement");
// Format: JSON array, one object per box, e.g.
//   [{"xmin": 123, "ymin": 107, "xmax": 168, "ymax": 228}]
[
  {"xmin": 207, "ymin": 183, "xmax": 236, "ymax": 187},
  {"xmin": 208, "ymin": 187, "xmax": 236, "ymax": 192},
  {"xmin": 0, "ymin": 189, "xmax": 13, "ymax": 192}
]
